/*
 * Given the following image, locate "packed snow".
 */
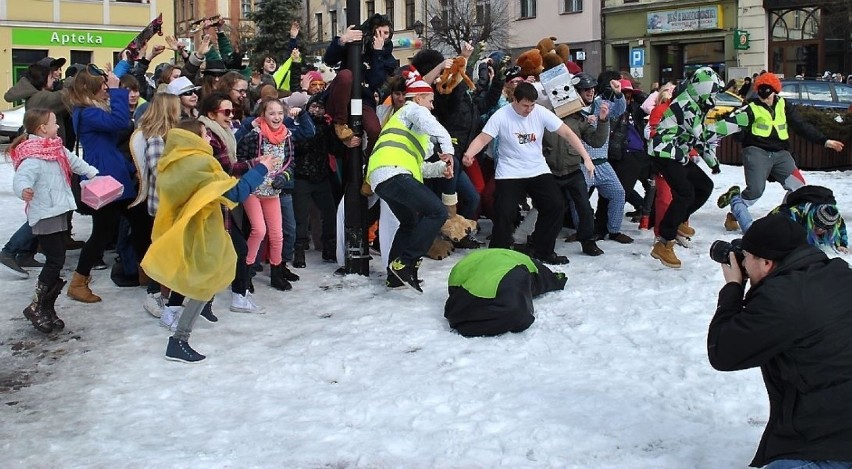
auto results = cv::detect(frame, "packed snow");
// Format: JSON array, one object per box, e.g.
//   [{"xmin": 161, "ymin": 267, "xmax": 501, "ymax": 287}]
[{"xmin": 1, "ymin": 156, "xmax": 849, "ymax": 468}]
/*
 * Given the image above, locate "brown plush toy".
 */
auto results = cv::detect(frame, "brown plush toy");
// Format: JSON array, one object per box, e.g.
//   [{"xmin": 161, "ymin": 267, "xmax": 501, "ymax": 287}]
[
  {"xmin": 441, "ymin": 214, "xmax": 478, "ymax": 242},
  {"xmin": 516, "ymin": 49, "xmax": 543, "ymax": 79},
  {"xmin": 436, "ymin": 56, "xmax": 476, "ymax": 95},
  {"xmin": 555, "ymin": 43, "xmax": 583, "ymax": 74},
  {"xmin": 536, "ymin": 36, "xmax": 557, "ymax": 56},
  {"xmin": 427, "ymin": 238, "xmax": 455, "ymax": 260},
  {"xmin": 542, "ymin": 51, "xmax": 564, "ymax": 72}
]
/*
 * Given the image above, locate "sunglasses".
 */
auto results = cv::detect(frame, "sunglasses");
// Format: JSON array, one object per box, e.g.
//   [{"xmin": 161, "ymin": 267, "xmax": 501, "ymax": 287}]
[
  {"xmin": 181, "ymin": 89, "xmax": 198, "ymax": 97},
  {"xmin": 87, "ymin": 64, "xmax": 107, "ymax": 77},
  {"xmin": 215, "ymin": 108, "xmax": 233, "ymax": 117}
]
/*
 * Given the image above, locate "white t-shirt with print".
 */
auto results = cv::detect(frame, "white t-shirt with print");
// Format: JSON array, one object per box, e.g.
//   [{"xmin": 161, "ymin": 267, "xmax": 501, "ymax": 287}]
[{"xmin": 482, "ymin": 104, "xmax": 563, "ymax": 179}]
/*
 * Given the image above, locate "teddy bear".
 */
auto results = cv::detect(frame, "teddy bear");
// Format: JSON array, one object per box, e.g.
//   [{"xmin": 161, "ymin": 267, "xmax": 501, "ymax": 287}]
[
  {"xmin": 441, "ymin": 214, "xmax": 478, "ymax": 242},
  {"xmin": 516, "ymin": 49, "xmax": 543, "ymax": 79},
  {"xmin": 536, "ymin": 36, "xmax": 558, "ymax": 57},
  {"xmin": 427, "ymin": 237, "xmax": 455, "ymax": 260},
  {"xmin": 555, "ymin": 43, "xmax": 583, "ymax": 74},
  {"xmin": 436, "ymin": 56, "xmax": 476, "ymax": 95}
]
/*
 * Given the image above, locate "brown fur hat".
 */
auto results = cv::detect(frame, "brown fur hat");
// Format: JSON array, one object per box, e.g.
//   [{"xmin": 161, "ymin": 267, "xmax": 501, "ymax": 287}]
[{"xmin": 516, "ymin": 49, "xmax": 543, "ymax": 79}]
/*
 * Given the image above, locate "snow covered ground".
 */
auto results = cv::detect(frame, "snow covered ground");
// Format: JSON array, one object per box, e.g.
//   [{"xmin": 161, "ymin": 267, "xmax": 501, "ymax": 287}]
[{"xmin": 0, "ymin": 156, "xmax": 849, "ymax": 468}]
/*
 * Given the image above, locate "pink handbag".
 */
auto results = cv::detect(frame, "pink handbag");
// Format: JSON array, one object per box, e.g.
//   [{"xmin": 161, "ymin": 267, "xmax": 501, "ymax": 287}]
[{"xmin": 80, "ymin": 175, "xmax": 124, "ymax": 210}]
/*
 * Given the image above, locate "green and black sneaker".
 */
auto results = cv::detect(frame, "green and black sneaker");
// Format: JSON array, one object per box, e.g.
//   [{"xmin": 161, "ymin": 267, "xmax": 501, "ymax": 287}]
[{"xmin": 717, "ymin": 185, "xmax": 741, "ymax": 209}]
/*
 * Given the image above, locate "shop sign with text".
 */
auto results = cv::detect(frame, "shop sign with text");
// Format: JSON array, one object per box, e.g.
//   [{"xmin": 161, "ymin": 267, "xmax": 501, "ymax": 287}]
[
  {"xmin": 12, "ymin": 28, "xmax": 136, "ymax": 48},
  {"xmin": 646, "ymin": 6, "xmax": 723, "ymax": 35}
]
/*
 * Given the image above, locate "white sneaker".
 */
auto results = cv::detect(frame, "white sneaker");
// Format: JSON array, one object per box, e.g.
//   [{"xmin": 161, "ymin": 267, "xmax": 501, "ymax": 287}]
[
  {"xmin": 159, "ymin": 305, "xmax": 183, "ymax": 331},
  {"xmin": 143, "ymin": 292, "xmax": 165, "ymax": 318},
  {"xmin": 675, "ymin": 234, "xmax": 693, "ymax": 249},
  {"xmin": 230, "ymin": 292, "xmax": 264, "ymax": 314}
]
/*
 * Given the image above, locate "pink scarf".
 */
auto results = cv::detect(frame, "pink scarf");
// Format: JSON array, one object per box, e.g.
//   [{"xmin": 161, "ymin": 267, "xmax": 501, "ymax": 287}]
[
  {"xmin": 11, "ymin": 136, "xmax": 73, "ymax": 186},
  {"xmin": 256, "ymin": 117, "xmax": 289, "ymax": 145}
]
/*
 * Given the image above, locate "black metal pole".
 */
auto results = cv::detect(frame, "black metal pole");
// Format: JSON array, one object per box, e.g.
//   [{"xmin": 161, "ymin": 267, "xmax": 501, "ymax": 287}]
[{"xmin": 343, "ymin": 0, "xmax": 369, "ymax": 276}]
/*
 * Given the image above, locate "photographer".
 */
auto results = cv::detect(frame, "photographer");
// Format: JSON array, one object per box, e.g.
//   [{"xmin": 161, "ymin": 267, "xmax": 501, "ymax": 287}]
[{"xmin": 707, "ymin": 214, "xmax": 852, "ymax": 468}]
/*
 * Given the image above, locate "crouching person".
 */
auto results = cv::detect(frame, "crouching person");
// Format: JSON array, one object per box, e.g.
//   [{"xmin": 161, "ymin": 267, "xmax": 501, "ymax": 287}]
[
  {"xmin": 444, "ymin": 248, "xmax": 567, "ymax": 337},
  {"xmin": 366, "ymin": 71, "xmax": 455, "ymax": 293},
  {"xmin": 141, "ymin": 121, "xmax": 273, "ymax": 363}
]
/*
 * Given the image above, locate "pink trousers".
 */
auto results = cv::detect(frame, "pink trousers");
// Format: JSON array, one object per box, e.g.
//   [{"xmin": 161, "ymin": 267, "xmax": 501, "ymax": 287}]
[{"xmin": 244, "ymin": 195, "xmax": 283, "ymax": 265}]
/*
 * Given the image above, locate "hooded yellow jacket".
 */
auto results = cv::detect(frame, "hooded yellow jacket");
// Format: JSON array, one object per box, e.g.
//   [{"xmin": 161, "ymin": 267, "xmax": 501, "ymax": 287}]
[{"xmin": 141, "ymin": 129, "xmax": 238, "ymax": 301}]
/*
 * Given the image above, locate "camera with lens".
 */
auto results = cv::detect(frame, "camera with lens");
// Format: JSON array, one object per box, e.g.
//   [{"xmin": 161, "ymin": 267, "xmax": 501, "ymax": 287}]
[{"xmin": 709, "ymin": 238, "xmax": 744, "ymax": 265}]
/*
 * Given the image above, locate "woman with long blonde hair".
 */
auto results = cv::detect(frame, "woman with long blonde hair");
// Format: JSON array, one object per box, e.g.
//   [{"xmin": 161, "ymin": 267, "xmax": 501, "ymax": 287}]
[{"xmin": 64, "ymin": 65, "xmax": 152, "ymax": 304}]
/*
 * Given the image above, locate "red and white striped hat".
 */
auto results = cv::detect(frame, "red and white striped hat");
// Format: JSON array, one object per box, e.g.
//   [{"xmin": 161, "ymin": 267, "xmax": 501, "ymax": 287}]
[{"xmin": 404, "ymin": 70, "xmax": 433, "ymax": 97}]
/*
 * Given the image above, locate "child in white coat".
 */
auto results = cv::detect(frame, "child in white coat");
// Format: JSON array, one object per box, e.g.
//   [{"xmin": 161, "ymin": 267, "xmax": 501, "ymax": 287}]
[{"xmin": 11, "ymin": 108, "xmax": 99, "ymax": 333}]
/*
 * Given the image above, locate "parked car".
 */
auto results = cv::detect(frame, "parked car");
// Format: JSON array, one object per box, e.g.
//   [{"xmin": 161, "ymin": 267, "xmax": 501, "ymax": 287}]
[
  {"xmin": 778, "ymin": 80, "xmax": 852, "ymax": 111},
  {"xmin": 705, "ymin": 91, "xmax": 744, "ymax": 124},
  {"xmin": 0, "ymin": 105, "xmax": 24, "ymax": 139}
]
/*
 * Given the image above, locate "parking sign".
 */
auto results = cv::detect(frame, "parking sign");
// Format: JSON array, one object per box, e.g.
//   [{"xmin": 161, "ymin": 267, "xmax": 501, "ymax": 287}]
[{"xmin": 630, "ymin": 48, "xmax": 645, "ymax": 68}]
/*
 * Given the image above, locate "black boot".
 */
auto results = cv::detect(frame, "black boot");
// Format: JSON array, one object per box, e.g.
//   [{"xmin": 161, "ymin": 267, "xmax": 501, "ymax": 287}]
[
  {"xmin": 23, "ymin": 282, "xmax": 53, "ymax": 333},
  {"xmin": 270, "ymin": 264, "xmax": 293, "ymax": 291},
  {"xmin": 293, "ymin": 246, "xmax": 306, "ymax": 268},
  {"xmin": 280, "ymin": 263, "xmax": 300, "ymax": 282},
  {"xmin": 321, "ymin": 248, "xmax": 337, "ymax": 263},
  {"xmin": 42, "ymin": 278, "xmax": 67, "ymax": 330}
]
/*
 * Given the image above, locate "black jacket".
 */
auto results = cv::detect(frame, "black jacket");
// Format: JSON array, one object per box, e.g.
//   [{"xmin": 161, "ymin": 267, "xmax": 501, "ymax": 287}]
[
  {"xmin": 708, "ymin": 245, "xmax": 852, "ymax": 467},
  {"xmin": 433, "ymin": 74, "xmax": 503, "ymax": 154}
]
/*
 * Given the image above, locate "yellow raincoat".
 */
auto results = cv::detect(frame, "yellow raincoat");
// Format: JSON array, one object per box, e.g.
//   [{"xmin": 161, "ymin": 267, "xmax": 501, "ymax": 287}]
[{"xmin": 140, "ymin": 129, "xmax": 238, "ymax": 301}]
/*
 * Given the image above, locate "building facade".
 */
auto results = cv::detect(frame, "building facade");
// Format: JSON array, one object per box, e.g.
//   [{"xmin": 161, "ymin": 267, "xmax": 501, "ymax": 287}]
[
  {"xmin": 507, "ymin": 0, "xmax": 603, "ymax": 75},
  {"xmin": 0, "ymin": 0, "xmax": 174, "ymax": 95},
  {"xmin": 174, "ymin": 0, "xmax": 257, "ymax": 57}
]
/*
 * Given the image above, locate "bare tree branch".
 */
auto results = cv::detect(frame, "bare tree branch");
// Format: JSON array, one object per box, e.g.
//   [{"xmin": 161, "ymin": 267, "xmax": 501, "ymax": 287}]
[{"xmin": 425, "ymin": 0, "xmax": 513, "ymax": 55}]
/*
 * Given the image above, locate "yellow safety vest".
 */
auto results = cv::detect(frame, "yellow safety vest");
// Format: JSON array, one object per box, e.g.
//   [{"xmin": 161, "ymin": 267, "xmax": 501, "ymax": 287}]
[
  {"xmin": 749, "ymin": 97, "xmax": 788, "ymax": 140},
  {"xmin": 366, "ymin": 111, "xmax": 431, "ymax": 183}
]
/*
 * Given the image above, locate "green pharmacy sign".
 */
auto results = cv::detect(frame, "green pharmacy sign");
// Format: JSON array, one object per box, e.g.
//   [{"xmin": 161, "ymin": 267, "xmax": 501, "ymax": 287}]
[{"xmin": 12, "ymin": 28, "xmax": 137, "ymax": 48}]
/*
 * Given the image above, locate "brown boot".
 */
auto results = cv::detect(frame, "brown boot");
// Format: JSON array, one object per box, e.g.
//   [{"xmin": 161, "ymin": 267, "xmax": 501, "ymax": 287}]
[
  {"xmin": 724, "ymin": 213, "xmax": 740, "ymax": 232},
  {"xmin": 651, "ymin": 239, "xmax": 682, "ymax": 268},
  {"xmin": 67, "ymin": 272, "xmax": 102, "ymax": 303},
  {"xmin": 677, "ymin": 222, "xmax": 696, "ymax": 237}
]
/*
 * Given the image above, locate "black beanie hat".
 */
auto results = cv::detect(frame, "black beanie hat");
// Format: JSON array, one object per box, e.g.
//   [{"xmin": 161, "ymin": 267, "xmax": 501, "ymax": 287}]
[{"xmin": 741, "ymin": 214, "xmax": 808, "ymax": 260}]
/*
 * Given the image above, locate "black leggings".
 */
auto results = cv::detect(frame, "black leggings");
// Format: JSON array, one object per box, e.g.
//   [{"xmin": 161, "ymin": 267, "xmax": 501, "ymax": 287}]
[
  {"xmin": 76, "ymin": 200, "xmax": 152, "ymax": 277},
  {"xmin": 37, "ymin": 231, "xmax": 66, "ymax": 288}
]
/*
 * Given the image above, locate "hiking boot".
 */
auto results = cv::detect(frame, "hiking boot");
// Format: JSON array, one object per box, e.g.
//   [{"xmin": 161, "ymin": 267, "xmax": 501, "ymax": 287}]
[
  {"xmin": 0, "ymin": 252, "xmax": 28, "ymax": 278},
  {"xmin": 535, "ymin": 252, "xmax": 570, "ymax": 265},
  {"xmin": 165, "ymin": 337, "xmax": 206, "ymax": 364},
  {"xmin": 651, "ymin": 239, "xmax": 681, "ymax": 268},
  {"xmin": 293, "ymin": 247, "xmax": 306, "ymax": 268},
  {"xmin": 580, "ymin": 240, "xmax": 604, "ymax": 256},
  {"xmin": 42, "ymin": 278, "xmax": 67, "ymax": 331},
  {"xmin": 717, "ymin": 185, "xmax": 741, "ymax": 209},
  {"xmin": 677, "ymin": 222, "xmax": 696, "ymax": 237},
  {"xmin": 724, "ymin": 213, "xmax": 740, "ymax": 232},
  {"xmin": 23, "ymin": 281, "xmax": 53, "ymax": 333},
  {"xmin": 280, "ymin": 263, "xmax": 300, "ymax": 281},
  {"xmin": 16, "ymin": 254, "xmax": 44, "ymax": 269},
  {"xmin": 389, "ymin": 258, "xmax": 423, "ymax": 293},
  {"xmin": 199, "ymin": 301, "xmax": 218, "ymax": 323},
  {"xmin": 608, "ymin": 232, "xmax": 634, "ymax": 244},
  {"xmin": 270, "ymin": 264, "xmax": 293, "ymax": 291},
  {"xmin": 67, "ymin": 272, "xmax": 101, "ymax": 303},
  {"xmin": 144, "ymin": 292, "xmax": 165, "ymax": 318},
  {"xmin": 334, "ymin": 123, "xmax": 354, "ymax": 141},
  {"xmin": 230, "ymin": 292, "xmax": 263, "ymax": 314}
]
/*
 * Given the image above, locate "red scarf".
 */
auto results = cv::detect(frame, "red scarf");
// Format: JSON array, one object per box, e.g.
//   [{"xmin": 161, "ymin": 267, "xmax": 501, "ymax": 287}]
[
  {"xmin": 256, "ymin": 117, "xmax": 289, "ymax": 145},
  {"xmin": 11, "ymin": 136, "xmax": 73, "ymax": 186}
]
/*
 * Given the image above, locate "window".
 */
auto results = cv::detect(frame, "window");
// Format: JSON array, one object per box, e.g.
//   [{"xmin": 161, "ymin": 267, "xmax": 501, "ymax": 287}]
[
  {"xmin": 779, "ymin": 83, "xmax": 799, "ymax": 100},
  {"xmin": 802, "ymin": 82, "xmax": 832, "ymax": 102},
  {"xmin": 241, "ymin": 0, "xmax": 252, "ymax": 19},
  {"xmin": 835, "ymin": 84, "xmax": 852, "ymax": 104},
  {"xmin": 475, "ymin": 1, "xmax": 491, "ymax": 24},
  {"xmin": 386, "ymin": 0, "xmax": 394, "ymax": 27},
  {"xmin": 366, "ymin": 1, "xmax": 375, "ymax": 18},
  {"xmin": 316, "ymin": 12, "xmax": 323, "ymax": 41},
  {"xmin": 405, "ymin": 0, "xmax": 415, "ymax": 29},
  {"xmin": 330, "ymin": 10, "xmax": 338, "ymax": 37},
  {"xmin": 70, "ymin": 50, "xmax": 92, "ymax": 67},
  {"xmin": 560, "ymin": 0, "xmax": 582, "ymax": 14},
  {"xmin": 519, "ymin": 0, "xmax": 536, "ymax": 18}
]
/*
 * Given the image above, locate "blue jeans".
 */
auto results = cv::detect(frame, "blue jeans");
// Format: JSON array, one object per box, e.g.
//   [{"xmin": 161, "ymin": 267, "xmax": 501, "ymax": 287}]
[
  {"xmin": 2, "ymin": 222, "xmax": 38, "ymax": 256},
  {"xmin": 765, "ymin": 460, "xmax": 852, "ymax": 469},
  {"xmin": 456, "ymin": 169, "xmax": 480, "ymax": 220},
  {"xmin": 374, "ymin": 174, "xmax": 447, "ymax": 266},
  {"xmin": 279, "ymin": 193, "xmax": 296, "ymax": 263}
]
